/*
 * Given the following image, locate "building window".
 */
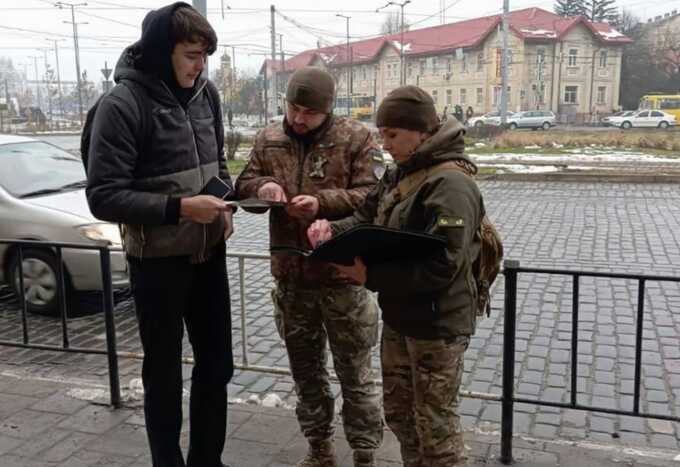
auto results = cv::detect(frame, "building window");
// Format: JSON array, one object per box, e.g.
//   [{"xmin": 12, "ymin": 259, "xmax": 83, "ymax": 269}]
[
  {"xmin": 461, "ymin": 54, "xmax": 468, "ymax": 73},
  {"xmin": 476, "ymin": 87, "xmax": 483, "ymax": 105},
  {"xmin": 419, "ymin": 60, "xmax": 426, "ymax": 75},
  {"xmin": 568, "ymin": 49, "xmax": 578, "ymax": 66},
  {"xmin": 597, "ymin": 86, "xmax": 606, "ymax": 104},
  {"xmin": 493, "ymin": 86, "xmax": 501, "ymax": 106},
  {"xmin": 460, "ymin": 88, "xmax": 467, "ymax": 105},
  {"xmin": 432, "ymin": 89, "xmax": 438, "ymax": 104},
  {"xmin": 564, "ymin": 85, "xmax": 578, "ymax": 104},
  {"xmin": 599, "ymin": 50, "xmax": 608, "ymax": 68},
  {"xmin": 447, "ymin": 58, "xmax": 453, "ymax": 73},
  {"xmin": 446, "ymin": 89, "xmax": 452, "ymax": 105},
  {"xmin": 432, "ymin": 57, "xmax": 438, "ymax": 72},
  {"xmin": 537, "ymin": 48, "xmax": 545, "ymax": 64},
  {"xmin": 362, "ymin": 66, "xmax": 367, "ymax": 80},
  {"xmin": 477, "ymin": 52, "xmax": 484, "ymax": 72},
  {"xmin": 408, "ymin": 62, "xmax": 414, "ymax": 77}
]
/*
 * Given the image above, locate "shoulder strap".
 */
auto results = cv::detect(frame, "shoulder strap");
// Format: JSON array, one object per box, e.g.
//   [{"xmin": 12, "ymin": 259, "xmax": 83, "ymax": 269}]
[
  {"xmin": 397, "ymin": 160, "xmax": 470, "ymax": 201},
  {"xmin": 118, "ymin": 80, "xmax": 150, "ymax": 155},
  {"xmin": 204, "ymin": 80, "xmax": 224, "ymax": 150}
]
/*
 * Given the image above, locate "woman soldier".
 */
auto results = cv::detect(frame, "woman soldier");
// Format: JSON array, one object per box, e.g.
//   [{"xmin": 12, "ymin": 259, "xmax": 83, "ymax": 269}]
[{"xmin": 308, "ymin": 85, "xmax": 485, "ymax": 467}]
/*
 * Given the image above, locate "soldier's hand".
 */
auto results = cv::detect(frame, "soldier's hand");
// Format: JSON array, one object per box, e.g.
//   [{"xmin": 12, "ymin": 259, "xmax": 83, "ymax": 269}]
[
  {"xmin": 257, "ymin": 182, "xmax": 287, "ymax": 203},
  {"xmin": 333, "ymin": 256, "xmax": 367, "ymax": 285},
  {"xmin": 180, "ymin": 195, "xmax": 230, "ymax": 224},
  {"xmin": 307, "ymin": 219, "xmax": 332, "ymax": 247},
  {"xmin": 287, "ymin": 195, "xmax": 319, "ymax": 220}
]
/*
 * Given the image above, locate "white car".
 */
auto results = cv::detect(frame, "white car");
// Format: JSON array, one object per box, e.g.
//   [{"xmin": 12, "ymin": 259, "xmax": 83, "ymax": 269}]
[
  {"xmin": 467, "ymin": 111, "xmax": 515, "ymax": 128},
  {"xmin": 0, "ymin": 135, "xmax": 128, "ymax": 315},
  {"xmin": 617, "ymin": 110, "xmax": 677, "ymax": 129},
  {"xmin": 506, "ymin": 110, "xmax": 557, "ymax": 130},
  {"xmin": 601, "ymin": 110, "xmax": 635, "ymax": 126}
]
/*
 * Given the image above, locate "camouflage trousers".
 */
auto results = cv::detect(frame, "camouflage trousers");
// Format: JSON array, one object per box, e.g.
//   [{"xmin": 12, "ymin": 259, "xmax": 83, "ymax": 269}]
[
  {"xmin": 381, "ymin": 324, "xmax": 470, "ymax": 467},
  {"xmin": 272, "ymin": 283, "xmax": 383, "ymax": 450}
]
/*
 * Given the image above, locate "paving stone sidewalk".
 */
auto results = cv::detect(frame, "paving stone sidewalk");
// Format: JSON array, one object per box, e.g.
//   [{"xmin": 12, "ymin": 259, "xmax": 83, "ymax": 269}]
[{"xmin": 0, "ymin": 371, "xmax": 679, "ymax": 467}]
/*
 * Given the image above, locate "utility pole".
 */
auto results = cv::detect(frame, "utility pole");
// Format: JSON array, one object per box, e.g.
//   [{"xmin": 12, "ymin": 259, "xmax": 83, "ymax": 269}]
[
  {"xmin": 37, "ymin": 49, "xmax": 53, "ymax": 126},
  {"xmin": 336, "ymin": 14, "xmax": 351, "ymax": 117},
  {"xmin": 376, "ymin": 1, "xmax": 410, "ymax": 85},
  {"xmin": 500, "ymin": 0, "xmax": 509, "ymax": 126},
  {"xmin": 270, "ymin": 5, "xmax": 278, "ymax": 117},
  {"xmin": 192, "ymin": 0, "xmax": 209, "ymax": 75},
  {"xmin": 46, "ymin": 39, "xmax": 65, "ymax": 120},
  {"xmin": 56, "ymin": 2, "xmax": 87, "ymax": 126},
  {"xmin": 29, "ymin": 55, "xmax": 42, "ymax": 113},
  {"xmin": 231, "ymin": 46, "xmax": 236, "ymax": 105}
]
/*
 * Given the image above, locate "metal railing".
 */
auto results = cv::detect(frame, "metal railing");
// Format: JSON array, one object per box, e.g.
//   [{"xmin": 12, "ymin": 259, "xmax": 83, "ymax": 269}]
[
  {"xmin": 1, "ymin": 241, "xmax": 679, "ymax": 462},
  {"xmin": 0, "ymin": 239, "xmax": 121, "ymax": 407},
  {"xmin": 500, "ymin": 259, "xmax": 680, "ymax": 464}
]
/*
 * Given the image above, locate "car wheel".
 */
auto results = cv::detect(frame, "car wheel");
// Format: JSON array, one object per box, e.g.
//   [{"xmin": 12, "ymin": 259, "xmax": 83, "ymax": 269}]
[
  {"xmin": 542, "ymin": 122, "xmax": 551, "ymax": 130},
  {"xmin": 474, "ymin": 121, "xmax": 483, "ymax": 128},
  {"xmin": 659, "ymin": 121, "xmax": 669, "ymax": 129},
  {"xmin": 621, "ymin": 121, "xmax": 632, "ymax": 129},
  {"xmin": 8, "ymin": 248, "xmax": 70, "ymax": 315},
  {"xmin": 509, "ymin": 122, "xmax": 518, "ymax": 130}
]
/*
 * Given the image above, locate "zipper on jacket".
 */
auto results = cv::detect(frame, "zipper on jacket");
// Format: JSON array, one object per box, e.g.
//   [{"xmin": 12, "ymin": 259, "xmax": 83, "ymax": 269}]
[
  {"xmin": 161, "ymin": 81, "xmax": 209, "ymax": 262},
  {"xmin": 139, "ymin": 225, "xmax": 145, "ymax": 259}
]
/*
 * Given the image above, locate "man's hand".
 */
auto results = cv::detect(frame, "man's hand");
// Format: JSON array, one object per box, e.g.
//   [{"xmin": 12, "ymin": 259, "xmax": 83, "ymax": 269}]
[
  {"xmin": 223, "ymin": 208, "xmax": 234, "ymax": 241},
  {"xmin": 333, "ymin": 257, "xmax": 367, "ymax": 285},
  {"xmin": 286, "ymin": 195, "xmax": 319, "ymax": 221},
  {"xmin": 257, "ymin": 182, "xmax": 287, "ymax": 202},
  {"xmin": 180, "ymin": 195, "xmax": 230, "ymax": 224},
  {"xmin": 307, "ymin": 219, "xmax": 332, "ymax": 247}
]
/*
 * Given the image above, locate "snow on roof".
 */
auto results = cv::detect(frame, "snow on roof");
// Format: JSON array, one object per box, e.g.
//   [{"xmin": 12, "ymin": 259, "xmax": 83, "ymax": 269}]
[{"xmin": 520, "ymin": 28, "xmax": 557, "ymax": 38}]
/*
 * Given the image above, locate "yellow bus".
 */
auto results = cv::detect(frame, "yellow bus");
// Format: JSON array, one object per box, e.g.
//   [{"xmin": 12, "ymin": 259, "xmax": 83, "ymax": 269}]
[
  {"xmin": 334, "ymin": 96, "xmax": 375, "ymax": 121},
  {"xmin": 639, "ymin": 94, "xmax": 680, "ymax": 121}
]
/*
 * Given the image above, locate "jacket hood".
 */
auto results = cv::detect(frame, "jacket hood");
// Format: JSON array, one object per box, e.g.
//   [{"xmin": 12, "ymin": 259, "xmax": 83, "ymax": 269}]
[
  {"xmin": 113, "ymin": 2, "xmax": 203, "ymax": 105},
  {"xmin": 397, "ymin": 119, "xmax": 477, "ymax": 174}
]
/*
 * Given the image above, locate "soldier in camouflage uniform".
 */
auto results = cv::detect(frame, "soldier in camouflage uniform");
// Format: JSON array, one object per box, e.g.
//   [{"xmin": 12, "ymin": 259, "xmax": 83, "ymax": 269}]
[
  {"xmin": 308, "ymin": 86, "xmax": 485, "ymax": 467},
  {"xmin": 235, "ymin": 67, "xmax": 384, "ymax": 467}
]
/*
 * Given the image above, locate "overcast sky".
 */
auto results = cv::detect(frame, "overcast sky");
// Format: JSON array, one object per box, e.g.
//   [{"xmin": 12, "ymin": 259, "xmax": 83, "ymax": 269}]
[{"xmin": 0, "ymin": 0, "xmax": 674, "ymax": 83}]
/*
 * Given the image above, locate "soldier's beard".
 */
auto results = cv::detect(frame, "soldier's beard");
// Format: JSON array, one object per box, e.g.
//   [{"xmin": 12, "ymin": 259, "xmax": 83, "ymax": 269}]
[{"xmin": 292, "ymin": 123, "xmax": 310, "ymax": 134}]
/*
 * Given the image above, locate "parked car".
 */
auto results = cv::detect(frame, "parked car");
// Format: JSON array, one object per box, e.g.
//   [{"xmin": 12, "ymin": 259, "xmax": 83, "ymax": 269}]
[
  {"xmin": 466, "ymin": 111, "xmax": 515, "ymax": 127},
  {"xmin": 0, "ymin": 135, "xmax": 128, "ymax": 315},
  {"xmin": 617, "ymin": 110, "xmax": 677, "ymax": 129},
  {"xmin": 601, "ymin": 110, "xmax": 635, "ymax": 127},
  {"xmin": 506, "ymin": 110, "xmax": 556, "ymax": 130}
]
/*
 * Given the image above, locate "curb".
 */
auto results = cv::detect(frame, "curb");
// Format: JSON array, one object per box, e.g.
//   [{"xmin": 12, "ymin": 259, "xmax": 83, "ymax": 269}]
[{"xmin": 478, "ymin": 172, "xmax": 680, "ymax": 183}]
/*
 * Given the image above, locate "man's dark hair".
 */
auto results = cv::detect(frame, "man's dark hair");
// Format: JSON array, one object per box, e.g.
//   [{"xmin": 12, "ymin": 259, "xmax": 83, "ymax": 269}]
[{"xmin": 171, "ymin": 6, "xmax": 218, "ymax": 55}]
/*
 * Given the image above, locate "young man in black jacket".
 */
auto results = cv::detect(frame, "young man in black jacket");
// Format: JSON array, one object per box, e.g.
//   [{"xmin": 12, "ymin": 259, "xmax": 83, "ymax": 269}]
[{"xmin": 86, "ymin": 3, "xmax": 234, "ymax": 466}]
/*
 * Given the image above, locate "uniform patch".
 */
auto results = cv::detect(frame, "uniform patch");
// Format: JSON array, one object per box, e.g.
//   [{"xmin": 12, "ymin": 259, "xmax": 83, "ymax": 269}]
[{"xmin": 437, "ymin": 215, "xmax": 464, "ymax": 227}]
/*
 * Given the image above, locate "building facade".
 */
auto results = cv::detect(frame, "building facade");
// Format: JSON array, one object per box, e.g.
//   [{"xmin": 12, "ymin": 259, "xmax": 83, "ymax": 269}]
[{"xmin": 262, "ymin": 7, "xmax": 631, "ymax": 122}]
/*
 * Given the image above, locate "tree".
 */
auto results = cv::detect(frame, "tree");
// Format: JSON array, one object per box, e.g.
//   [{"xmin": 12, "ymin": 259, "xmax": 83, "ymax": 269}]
[
  {"xmin": 554, "ymin": 0, "xmax": 586, "ymax": 17},
  {"xmin": 380, "ymin": 12, "xmax": 409, "ymax": 35},
  {"xmin": 584, "ymin": 0, "xmax": 619, "ymax": 23}
]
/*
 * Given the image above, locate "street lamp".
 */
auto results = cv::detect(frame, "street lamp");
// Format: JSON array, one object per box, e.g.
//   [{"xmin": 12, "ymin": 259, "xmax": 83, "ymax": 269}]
[
  {"xmin": 336, "ymin": 14, "xmax": 351, "ymax": 117},
  {"xmin": 376, "ymin": 1, "xmax": 411, "ymax": 86}
]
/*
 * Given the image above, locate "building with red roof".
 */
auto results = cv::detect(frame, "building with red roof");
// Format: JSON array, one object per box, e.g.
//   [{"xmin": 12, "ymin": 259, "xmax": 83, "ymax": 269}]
[{"xmin": 262, "ymin": 7, "xmax": 631, "ymax": 123}]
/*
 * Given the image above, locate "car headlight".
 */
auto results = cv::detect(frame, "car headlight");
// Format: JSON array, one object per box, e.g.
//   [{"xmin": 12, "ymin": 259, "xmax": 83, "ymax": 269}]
[{"xmin": 77, "ymin": 223, "xmax": 122, "ymax": 246}]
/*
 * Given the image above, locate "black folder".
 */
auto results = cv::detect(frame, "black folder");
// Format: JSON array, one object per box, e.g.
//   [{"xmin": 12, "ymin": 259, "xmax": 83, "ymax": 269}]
[{"xmin": 271, "ymin": 224, "xmax": 447, "ymax": 266}]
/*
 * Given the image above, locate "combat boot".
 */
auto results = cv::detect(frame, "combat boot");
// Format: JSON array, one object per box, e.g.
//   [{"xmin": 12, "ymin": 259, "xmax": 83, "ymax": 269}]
[
  {"xmin": 353, "ymin": 449, "xmax": 377, "ymax": 467},
  {"xmin": 296, "ymin": 439, "xmax": 338, "ymax": 467}
]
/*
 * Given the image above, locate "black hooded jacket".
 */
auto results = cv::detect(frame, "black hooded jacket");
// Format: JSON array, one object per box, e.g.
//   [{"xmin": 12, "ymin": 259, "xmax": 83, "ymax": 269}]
[{"xmin": 86, "ymin": 2, "xmax": 230, "ymax": 261}]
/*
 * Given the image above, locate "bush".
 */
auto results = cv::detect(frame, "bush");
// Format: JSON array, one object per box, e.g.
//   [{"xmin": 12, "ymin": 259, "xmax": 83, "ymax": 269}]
[{"xmin": 490, "ymin": 129, "xmax": 680, "ymax": 151}]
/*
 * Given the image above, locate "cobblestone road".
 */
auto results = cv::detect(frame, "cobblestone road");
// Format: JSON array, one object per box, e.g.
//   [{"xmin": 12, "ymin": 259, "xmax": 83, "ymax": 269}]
[{"xmin": 1, "ymin": 181, "xmax": 679, "ymax": 451}]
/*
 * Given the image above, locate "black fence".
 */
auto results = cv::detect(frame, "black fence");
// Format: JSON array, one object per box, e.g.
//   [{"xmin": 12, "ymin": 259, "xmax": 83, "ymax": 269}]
[
  {"xmin": 500, "ymin": 259, "xmax": 680, "ymax": 464},
  {"xmin": 0, "ymin": 239, "xmax": 121, "ymax": 407},
  {"xmin": 1, "ymin": 240, "xmax": 679, "ymax": 463}
]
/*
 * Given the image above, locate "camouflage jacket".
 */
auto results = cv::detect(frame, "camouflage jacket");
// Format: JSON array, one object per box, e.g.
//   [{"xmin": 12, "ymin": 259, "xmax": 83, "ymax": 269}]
[
  {"xmin": 331, "ymin": 119, "xmax": 484, "ymax": 339},
  {"xmin": 235, "ymin": 116, "xmax": 384, "ymax": 287}
]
